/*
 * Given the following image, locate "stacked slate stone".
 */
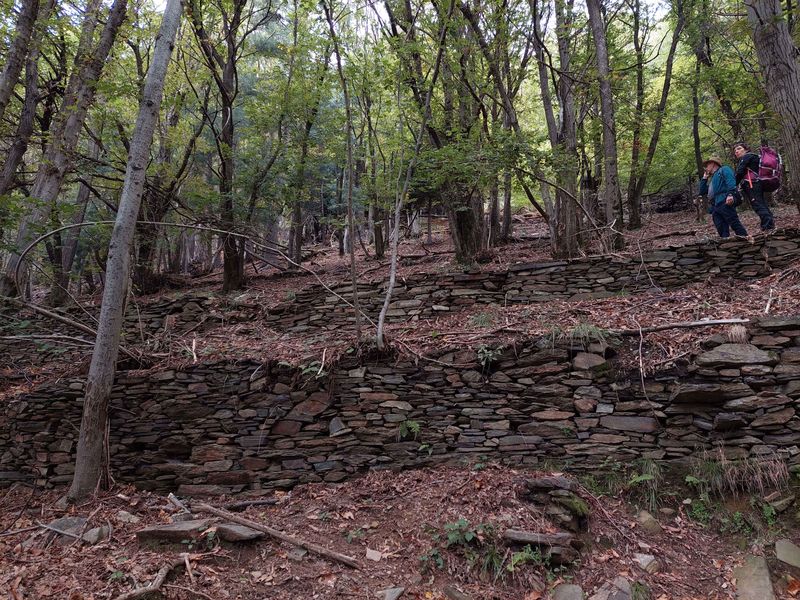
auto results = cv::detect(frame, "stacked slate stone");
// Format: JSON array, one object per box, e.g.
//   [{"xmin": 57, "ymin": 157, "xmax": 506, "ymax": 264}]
[{"xmin": 2, "ymin": 317, "xmax": 799, "ymax": 495}]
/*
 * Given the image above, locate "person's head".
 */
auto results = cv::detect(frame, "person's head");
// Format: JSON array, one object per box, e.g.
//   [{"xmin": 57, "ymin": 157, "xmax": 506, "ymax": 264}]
[
  {"xmin": 733, "ymin": 142, "xmax": 750, "ymax": 159},
  {"xmin": 704, "ymin": 156, "xmax": 724, "ymax": 173}
]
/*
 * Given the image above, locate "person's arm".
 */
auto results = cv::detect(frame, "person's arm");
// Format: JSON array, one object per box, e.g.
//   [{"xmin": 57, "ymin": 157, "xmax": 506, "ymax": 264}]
[
  {"xmin": 734, "ymin": 156, "xmax": 747, "ymax": 183},
  {"xmin": 721, "ymin": 166, "xmax": 736, "ymax": 191},
  {"xmin": 698, "ymin": 177, "xmax": 708, "ymax": 196}
]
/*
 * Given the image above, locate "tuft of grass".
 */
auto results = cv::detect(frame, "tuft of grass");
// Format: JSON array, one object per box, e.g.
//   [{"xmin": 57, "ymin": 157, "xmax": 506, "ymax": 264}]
[
  {"xmin": 627, "ymin": 458, "xmax": 664, "ymax": 513},
  {"xmin": 567, "ymin": 322, "xmax": 611, "ymax": 348},
  {"xmin": 469, "ymin": 312, "xmax": 495, "ymax": 328},
  {"xmin": 690, "ymin": 448, "xmax": 789, "ymax": 499}
]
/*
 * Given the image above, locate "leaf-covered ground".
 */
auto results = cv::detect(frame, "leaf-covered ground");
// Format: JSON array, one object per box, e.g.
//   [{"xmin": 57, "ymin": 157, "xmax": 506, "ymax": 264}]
[
  {"xmin": 2, "ymin": 464, "xmax": 798, "ymax": 599},
  {"xmin": 3, "ymin": 206, "xmax": 800, "ymax": 400}
]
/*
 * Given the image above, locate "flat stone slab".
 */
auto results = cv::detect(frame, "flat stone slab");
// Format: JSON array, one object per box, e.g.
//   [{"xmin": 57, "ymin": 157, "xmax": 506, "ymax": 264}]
[
  {"xmin": 376, "ymin": 587, "xmax": 405, "ymax": 600},
  {"xmin": 553, "ymin": 583, "xmax": 584, "ymax": 600},
  {"xmin": 696, "ymin": 344, "xmax": 775, "ymax": 367},
  {"xmin": 215, "ymin": 522, "xmax": 265, "ymax": 542},
  {"xmin": 734, "ymin": 555, "xmax": 775, "ymax": 600},
  {"xmin": 588, "ymin": 576, "xmax": 631, "ymax": 600},
  {"xmin": 599, "ymin": 416, "xmax": 659, "ymax": 433},
  {"xmin": 136, "ymin": 519, "xmax": 213, "ymax": 543},
  {"xmin": 776, "ymin": 539, "xmax": 800, "ymax": 569}
]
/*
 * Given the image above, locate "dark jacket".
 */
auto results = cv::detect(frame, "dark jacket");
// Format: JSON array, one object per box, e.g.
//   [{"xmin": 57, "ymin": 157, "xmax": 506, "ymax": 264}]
[
  {"xmin": 699, "ymin": 165, "xmax": 737, "ymax": 210},
  {"xmin": 735, "ymin": 152, "xmax": 760, "ymax": 187}
]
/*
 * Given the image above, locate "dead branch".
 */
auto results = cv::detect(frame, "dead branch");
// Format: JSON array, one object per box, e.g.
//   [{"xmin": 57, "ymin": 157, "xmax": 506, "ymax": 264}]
[
  {"xmin": 222, "ymin": 498, "xmax": 278, "ymax": 512},
  {"xmin": 111, "ymin": 557, "xmax": 184, "ymax": 600},
  {"xmin": 5, "ymin": 297, "xmax": 140, "ymax": 361},
  {"xmin": 191, "ymin": 502, "xmax": 360, "ymax": 569},
  {"xmin": 612, "ymin": 318, "xmax": 750, "ymax": 336}
]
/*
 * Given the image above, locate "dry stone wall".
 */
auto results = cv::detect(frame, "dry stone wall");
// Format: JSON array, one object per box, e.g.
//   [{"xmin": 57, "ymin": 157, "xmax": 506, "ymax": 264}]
[
  {"xmin": 3, "ymin": 317, "xmax": 800, "ymax": 495},
  {"xmin": 66, "ymin": 229, "xmax": 798, "ymax": 339}
]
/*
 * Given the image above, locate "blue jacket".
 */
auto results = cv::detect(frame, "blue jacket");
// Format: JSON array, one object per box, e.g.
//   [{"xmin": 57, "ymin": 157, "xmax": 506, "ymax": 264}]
[{"xmin": 699, "ymin": 165, "xmax": 737, "ymax": 211}]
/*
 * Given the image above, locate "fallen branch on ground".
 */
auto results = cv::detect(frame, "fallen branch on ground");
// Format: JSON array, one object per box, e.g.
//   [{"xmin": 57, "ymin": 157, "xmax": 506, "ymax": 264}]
[
  {"xmin": 223, "ymin": 498, "xmax": 278, "ymax": 511},
  {"xmin": 5, "ymin": 298, "xmax": 140, "ymax": 361},
  {"xmin": 611, "ymin": 318, "xmax": 750, "ymax": 336},
  {"xmin": 191, "ymin": 502, "xmax": 360, "ymax": 569},
  {"xmin": 111, "ymin": 557, "xmax": 184, "ymax": 600}
]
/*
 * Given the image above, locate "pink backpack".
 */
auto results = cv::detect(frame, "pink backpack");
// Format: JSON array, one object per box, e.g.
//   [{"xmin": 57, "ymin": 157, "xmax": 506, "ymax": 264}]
[{"xmin": 748, "ymin": 146, "xmax": 783, "ymax": 193}]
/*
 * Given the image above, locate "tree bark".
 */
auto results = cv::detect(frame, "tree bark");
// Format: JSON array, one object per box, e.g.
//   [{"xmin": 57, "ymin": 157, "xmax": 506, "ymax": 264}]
[
  {"xmin": 692, "ymin": 58, "xmax": 703, "ymax": 178},
  {"xmin": 586, "ymin": 0, "xmax": 623, "ymax": 247},
  {"xmin": 68, "ymin": 0, "xmax": 182, "ymax": 501},
  {"xmin": 323, "ymin": 0, "xmax": 362, "ymax": 341},
  {"xmin": 0, "ymin": 0, "xmax": 40, "ymax": 125},
  {"xmin": 627, "ymin": 0, "xmax": 685, "ymax": 221},
  {"xmin": 1, "ymin": 0, "xmax": 127, "ymax": 297},
  {"xmin": 625, "ymin": 0, "xmax": 645, "ymax": 229},
  {"xmin": 746, "ymin": 0, "xmax": 800, "ymax": 205}
]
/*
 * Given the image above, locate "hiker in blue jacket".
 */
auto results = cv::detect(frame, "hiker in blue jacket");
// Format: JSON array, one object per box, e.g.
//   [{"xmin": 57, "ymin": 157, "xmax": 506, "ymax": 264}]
[{"xmin": 698, "ymin": 155, "xmax": 748, "ymax": 238}]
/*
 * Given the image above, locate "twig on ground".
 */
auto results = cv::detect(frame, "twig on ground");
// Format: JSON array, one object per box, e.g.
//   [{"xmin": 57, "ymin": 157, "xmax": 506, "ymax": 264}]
[
  {"xmin": 163, "ymin": 584, "xmax": 215, "ymax": 600},
  {"xmin": 191, "ymin": 502, "xmax": 360, "ymax": 569},
  {"xmin": 222, "ymin": 498, "xmax": 278, "ymax": 511},
  {"xmin": 612, "ymin": 318, "xmax": 750, "ymax": 336},
  {"xmin": 111, "ymin": 557, "xmax": 184, "ymax": 600}
]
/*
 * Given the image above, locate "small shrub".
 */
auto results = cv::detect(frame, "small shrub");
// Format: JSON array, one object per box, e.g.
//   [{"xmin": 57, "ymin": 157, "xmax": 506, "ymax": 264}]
[
  {"xmin": 398, "ymin": 419, "xmax": 421, "ymax": 441},
  {"xmin": 477, "ymin": 344, "xmax": 502, "ymax": 369},
  {"xmin": 688, "ymin": 499, "xmax": 711, "ymax": 524},
  {"xmin": 506, "ymin": 545, "xmax": 545, "ymax": 573},
  {"xmin": 419, "ymin": 547, "xmax": 444, "ymax": 572},
  {"xmin": 345, "ymin": 528, "xmax": 365, "ymax": 543}
]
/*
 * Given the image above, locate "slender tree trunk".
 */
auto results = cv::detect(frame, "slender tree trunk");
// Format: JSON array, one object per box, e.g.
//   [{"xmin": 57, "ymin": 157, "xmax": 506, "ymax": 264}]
[
  {"xmin": 692, "ymin": 58, "xmax": 703, "ymax": 178},
  {"xmin": 47, "ymin": 133, "xmax": 102, "ymax": 306},
  {"xmin": 529, "ymin": 0, "xmax": 579, "ymax": 257},
  {"xmin": 746, "ymin": 0, "xmax": 800, "ymax": 206},
  {"xmin": 323, "ymin": 0, "xmax": 361, "ymax": 340},
  {"xmin": 626, "ymin": 0, "xmax": 645, "ymax": 229},
  {"xmin": 0, "ymin": 5, "xmax": 45, "ymax": 197},
  {"xmin": 629, "ymin": 0, "xmax": 685, "ymax": 210},
  {"xmin": 0, "ymin": 0, "xmax": 40, "ymax": 125},
  {"xmin": 68, "ymin": 0, "xmax": 182, "ymax": 501},
  {"xmin": 1, "ymin": 0, "xmax": 127, "ymax": 297},
  {"xmin": 586, "ymin": 0, "xmax": 623, "ymax": 248}
]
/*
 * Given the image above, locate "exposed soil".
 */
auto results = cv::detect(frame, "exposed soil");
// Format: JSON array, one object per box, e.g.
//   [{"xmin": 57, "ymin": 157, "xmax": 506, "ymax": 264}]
[{"xmin": 4, "ymin": 464, "xmax": 796, "ymax": 600}]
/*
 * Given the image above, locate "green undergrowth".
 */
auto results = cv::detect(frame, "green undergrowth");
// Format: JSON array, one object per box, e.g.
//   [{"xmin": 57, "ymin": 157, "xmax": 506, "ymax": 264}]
[
  {"xmin": 418, "ymin": 517, "xmax": 571, "ymax": 588},
  {"xmin": 574, "ymin": 451, "xmax": 799, "ymax": 544}
]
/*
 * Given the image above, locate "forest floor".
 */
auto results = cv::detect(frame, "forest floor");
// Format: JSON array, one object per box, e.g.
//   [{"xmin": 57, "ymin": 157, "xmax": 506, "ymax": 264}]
[
  {"xmin": 3, "ymin": 204, "xmax": 800, "ymax": 399},
  {"xmin": 1, "ymin": 463, "xmax": 799, "ymax": 600}
]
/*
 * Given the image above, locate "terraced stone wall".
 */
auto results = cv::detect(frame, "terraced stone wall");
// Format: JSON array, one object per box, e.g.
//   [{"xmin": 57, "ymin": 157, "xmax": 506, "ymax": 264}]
[
  {"xmin": 2, "ymin": 317, "xmax": 800, "ymax": 494},
  {"xmin": 58, "ymin": 230, "xmax": 800, "ymax": 337}
]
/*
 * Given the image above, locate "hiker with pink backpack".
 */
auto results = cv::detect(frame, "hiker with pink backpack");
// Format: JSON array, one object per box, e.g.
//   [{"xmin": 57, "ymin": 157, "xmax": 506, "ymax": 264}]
[{"xmin": 733, "ymin": 142, "xmax": 778, "ymax": 232}]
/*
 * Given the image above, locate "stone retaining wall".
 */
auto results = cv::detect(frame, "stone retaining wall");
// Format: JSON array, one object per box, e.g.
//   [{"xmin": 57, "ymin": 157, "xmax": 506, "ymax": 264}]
[
  {"xmin": 92, "ymin": 229, "xmax": 800, "ymax": 337},
  {"xmin": 3, "ymin": 317, "xmax": 800, "ymax": 494}
]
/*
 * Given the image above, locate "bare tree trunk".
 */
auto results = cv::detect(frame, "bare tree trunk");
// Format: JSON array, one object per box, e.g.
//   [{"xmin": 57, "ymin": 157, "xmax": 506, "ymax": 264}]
[
  {"xmin": 529, "ymin": 0, "xmax": 579, "ymax": 257},
  {"xmin": 628, "ymin": 0, "xmax": 685, "ymax": 216},
  {"xmin": 692, "ymin": 58, "xmax": 703, "ymax": 178},
  {"xmin": 693, "ymin": 2, "xmax": 744, "ymax": 140},
  {"xmin": 1, "ymin": 0, "xmax": 127, "ymax": 297},
  {"xmin": 323, "ymin": 0, "xmax": 362, "ymax": 341},
  {"xmin": 0, "ymin": 0, "xmax": 40, "ymax": 124},
  {"xmin": 68, "ymin": 0, "xmax": 182, "ymax": 501},
  {"xmin": 626, "ymin": 0, "xmax": 645, "ymax": 229},
  {"xmin": 47, "ymin": 132, "xmax": 102, "ymax": 306},
  {"xmin": 746, "ymin": 0, "xmax": 800, "ymax": 206},
  {"xmin": 586, "ymin": 0, "xmax": 622, "ymax": 248}
]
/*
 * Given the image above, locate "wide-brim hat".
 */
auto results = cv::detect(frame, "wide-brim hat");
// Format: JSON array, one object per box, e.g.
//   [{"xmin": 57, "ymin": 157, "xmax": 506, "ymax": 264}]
[{"xmin": 703, "ymin": 156, "xmax": 724, "ymax": 168}]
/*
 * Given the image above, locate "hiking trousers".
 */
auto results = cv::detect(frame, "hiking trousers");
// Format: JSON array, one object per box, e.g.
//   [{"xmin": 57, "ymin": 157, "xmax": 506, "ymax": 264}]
[
  {"xmin": 712, "ymin": 204, "xmax": 748, "ymax": 238},
  {"xmin": 742, "ymin": 181, "xmax": 775, "ymax": 231}
]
